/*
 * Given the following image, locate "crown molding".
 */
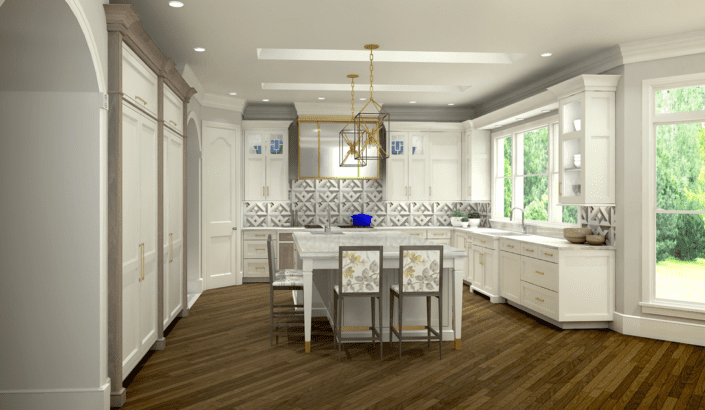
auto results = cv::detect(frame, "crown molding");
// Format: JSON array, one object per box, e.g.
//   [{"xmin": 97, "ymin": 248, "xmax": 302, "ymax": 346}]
[
  {"xmin": 179, "ymin": 64, "xmax": 205, "ymax": 104},
  {"xmin": 547, "ymin": 74, "xmax": 621, "ymax": 100},
  {"xmin": 294, "ymin": 102, "xmax": 353, "ymax": 116},
  {"xmin": 619, "ymin": 29, "xmax": 705, "ymax": 65},
  {"xmin": 201, "ymin": 93, "xmax": 247, "ymax": 113},
  {"xmin": 473, "ymin": 91, "xmax": 557, "ymax": 130},
  {"xmin": 391, "ymin": 121, "xmax": 465, "ymax": 132}
]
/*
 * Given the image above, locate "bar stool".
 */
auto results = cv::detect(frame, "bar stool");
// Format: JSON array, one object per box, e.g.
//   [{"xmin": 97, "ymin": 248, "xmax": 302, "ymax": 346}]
[
  {"xmin": 333, "ymin": 246, "xmax": 384, "ymax": 361},
  {"xmin": 389, "ymin": 245, "xmax": 444, "ymax": 359},
  {"xmin": 268, "ymin": 234, "xmax": 305, "ymax": 345}
]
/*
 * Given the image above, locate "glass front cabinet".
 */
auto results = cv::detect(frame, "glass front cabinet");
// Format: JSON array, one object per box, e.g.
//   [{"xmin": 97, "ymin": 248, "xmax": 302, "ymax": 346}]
[{"xmin": 548, "ymin": 75, "xmax": 620, "ymax": 206}]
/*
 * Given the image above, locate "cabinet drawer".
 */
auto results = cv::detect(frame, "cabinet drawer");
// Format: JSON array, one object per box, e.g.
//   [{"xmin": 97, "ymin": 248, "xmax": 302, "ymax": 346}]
[
  {"xmin": 244, "ymin": 259, "xmax": 270, "ymax": 278},
  {"xmin": 243, "ymin": 231, "xmax": 274, "ymax": 240},
  {"xmin": 163, "ymin": 85, "xmax": 183, "ymax": 134},
  {"xmin": 521, "ymin": 257, "xmax": 558, "ymax": 292},
  {"xmin": 244, "ymin": 241, "xmax": 270, "ymax": 258},
  {"xmin": 428, "ymin": 230, "xmax": 451, "ymax": 239},
  {"xmin": 427, "ymin": 238, "xmax": 451, "ymax": 246},
  {"xmin": 499, "ymin": 238, "xmax": 521, "ymax": 254},
  {"xmin": 537, "ymin": 246, "xmax": 558, "ymax": 263},
  {"xmin": 473, "ymin": 235, "xmax": 494, "ymax": 249},
  {"xmin": 279, "ymin": 232, "xmax": 294, "ymax": 241},
  {"xmin": 521, "ymin": 242, "xmax": 539, "ymax": 258},
  {"xmin": 520, "ymin": 281, "xmax": 558, "ymax": 320},
  {"xmin": 122, "ymin": 43, "xmax": 158, "ymax": 117},
  {"xmin": 404, "ymin": 230, "xmax": 427, "ymax": 238}
]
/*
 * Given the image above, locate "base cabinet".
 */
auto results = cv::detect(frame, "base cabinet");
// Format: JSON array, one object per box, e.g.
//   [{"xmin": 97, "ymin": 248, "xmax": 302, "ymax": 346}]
[{"xmin": 499, "ymin": 251, "xmax": 520, "ymax": 303}]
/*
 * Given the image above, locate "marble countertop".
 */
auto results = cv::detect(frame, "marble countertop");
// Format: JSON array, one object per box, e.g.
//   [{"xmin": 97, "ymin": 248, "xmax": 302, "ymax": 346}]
[
  {"xmin": 493, "ymin": 234, "xmax": 616, "ymax": 250},
  {"xmin": 293, "ymin": 231, "xmax": 467, "ymax": 259}
]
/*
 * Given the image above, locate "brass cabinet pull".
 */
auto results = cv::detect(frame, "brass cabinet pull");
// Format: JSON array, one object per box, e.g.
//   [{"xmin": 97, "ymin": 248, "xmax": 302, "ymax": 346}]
[
  {"xmin": 139, "ymin": 243, "xmax": 144, "ymax": 282},
  {"xmin": 434, "ymin": 233, "xmax": 444, "ymax": 236},
  {"xmin": 481, "ymin": 240, "xmax": 486, "ymax": 243},
  {"xmin": 559, "ymin": 182, "xmax": 562, "ymax": 196},
  {"xmin": 263, "ymin": 186, "xmax": 266, "ymax": 197},
  {"xmin": 409, "ymin": 186, "xmax": 411, "ymax": 196},
  {"xmin": 544, "ymin": 252, "xmax": 553, "ymax": 257},
  {"xmin": 535, "ymin": 270, "xmax": 544, "ymax": 275},
  {"xmin": 135, "ymin": 96, "xmax": 148, "ymax": 106},
  {"xmin": 169, "ymin": 120, "xmax": 177, "ymax": 126},
  {"xmin": 255, "ymin": 234, "xmax": 265, "ymax": 237},
  {"xmin": 169, "ymin": 233, "xmax": 173, "ymax": 263},
  {"xmin": 525, "ymin": 248, "xmax": 534, "ymax": 252},
  {"xmin": 535, "ymin": 297, "xmax": 544, "ymax": 303},
  {"xmin": 255, "ymin": 248, "xmax": 265, "ymax": 251},
  {"xmin": 479, "ymin": 254, "xmax": 484, "ymax": 266},
  {"xmin": 506, "ymin": 244, "xmax": 514, "ymax": 248},
  {"xmin": 267, "ymin": 186, "xmax": 269, "ymax": 196}
]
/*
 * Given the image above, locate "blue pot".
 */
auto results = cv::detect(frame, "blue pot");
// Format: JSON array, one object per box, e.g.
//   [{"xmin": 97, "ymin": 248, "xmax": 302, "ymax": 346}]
[{"xmin": 351, "ymin": 214, "xmax": 372, "ymax": 226}]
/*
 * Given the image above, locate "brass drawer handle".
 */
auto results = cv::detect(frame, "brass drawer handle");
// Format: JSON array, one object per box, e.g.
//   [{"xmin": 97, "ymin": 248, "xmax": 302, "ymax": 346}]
[
  {"xmin": 544, "ymin": 252, "xmax": 553, "ymax": 257},
  {"xmin": 535, "ymin": 297, "xmax": 544, "ymax": 303},
  {"xmin": 480, "ymin": 240, "xmax": 486, "ymax": 243},
  {"xmin": 506, "ymin": 244, "xmax": 514, "ymax": 248},
  {"xmin": 169, "ymin": 120, "xmax": 178, "ymax": 126},
  {"xmin": 255, "ymin": 248, "xmax": 265, "ymax": 251},
  {"xmin": 525, "ymin": 249, "xmax": 534, "ymax": 252},
  {"xmin": 255, "ymin": 234, "xmax": 265, "ymax": 237},
  {"xmin": 135, "ymin": 96, "xmax": 148, "ymax": 105},
  {"xmin": 434, "ymin": 233, "xmax": 444, "ymax": 236},
  {"xmin": 535, "ymin": 270, "xmax": 544, "ymax": 275}
]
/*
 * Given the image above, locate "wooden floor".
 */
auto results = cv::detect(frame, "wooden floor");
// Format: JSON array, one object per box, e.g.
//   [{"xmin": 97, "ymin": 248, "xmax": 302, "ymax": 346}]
[{"xmin": 117, "ymin": 285, "xmax": 705, "ymax": 410}]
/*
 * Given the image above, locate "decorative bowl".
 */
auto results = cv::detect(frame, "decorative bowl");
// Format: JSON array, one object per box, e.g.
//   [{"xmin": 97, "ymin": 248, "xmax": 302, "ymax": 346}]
[
  {"xmin": 564, "ymin": 228, "xmax": 592, "ymax": 244},
  {"xmin": 586, "ymin": 235, "xmax": 606, "ymax": 245}
]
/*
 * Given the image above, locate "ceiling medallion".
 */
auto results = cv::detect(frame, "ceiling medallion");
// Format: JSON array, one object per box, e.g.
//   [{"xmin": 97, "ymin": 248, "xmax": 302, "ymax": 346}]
[
  {"xmin": 339, "ymin": 74, "xmax": 366, "ymax": 167},
  {"xmin": 354, "ymin": 44, "xmax": 390, "ymax": 161}
]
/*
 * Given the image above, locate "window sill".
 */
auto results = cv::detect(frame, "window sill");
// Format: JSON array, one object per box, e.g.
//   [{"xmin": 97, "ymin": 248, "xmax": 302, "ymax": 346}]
[{"xmin": 640, "ymin": 302, "xmax": 705, "ymax": 321}]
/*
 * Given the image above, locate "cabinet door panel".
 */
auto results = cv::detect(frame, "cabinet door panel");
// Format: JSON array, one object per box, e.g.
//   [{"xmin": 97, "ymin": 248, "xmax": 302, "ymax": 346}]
[
  {"xmin": 409, "ymin": 157, "xmax": 429, "ymax": 200},
  {"xmin": 500, "ymin": 251, "xmax": 520, "ymax": 303},
  {"xmin": 140, "ymin": 250, "xmax": 158, "ymax": 351},
  {"xmin": 430, "ymin": 159, "xmax": 460, "ymax": 200},
  {"xmin": 245, "ymin": 157, "xmax": 266, "ymax": 200},
  {"xmin": 266, "ymin": 156, "xmax": 288, "ymax": 201},
  {"xmin": 167, "ymin": 244, "xmax": 183, "ymax": 325},
  {"xmin": 483, "ymin": 250, "xmax": 495, "ymax": 293},
  {"xmin": 386, "ymin": 157, "xmax": 408, "ymax": 201},
  {"xmin": 473, "ymin": 248, "xmax": 483, "ymax": 287}
]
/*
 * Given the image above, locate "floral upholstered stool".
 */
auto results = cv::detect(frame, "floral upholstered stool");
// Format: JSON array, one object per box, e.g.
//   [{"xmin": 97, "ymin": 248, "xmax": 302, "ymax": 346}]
[
  {"xmin": 333, "ymin": 246, "xmax": 384, "ymax": 361},
  {"xmin": 390, "ymin": 245, "xmax": 444, "ymax": 359}
]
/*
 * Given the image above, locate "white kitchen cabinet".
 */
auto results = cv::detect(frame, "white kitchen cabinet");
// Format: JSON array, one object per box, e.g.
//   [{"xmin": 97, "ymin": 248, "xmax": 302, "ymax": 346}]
[
  {"xmin": 163, "ymin": 85, "xmax": 184, "ymax": 135},
  {"xmin": 470, "ymin": 234, "xmax": 503, "ymax": 302},
  {"xmin": 244, "ymin": 129, "xmax": 289, "ymax": 201},
  {"xmin": 122, "ymin": 43, "xmax": 158, "ymax": 118},
  {"xmin": 547, "ymin": 75, "xmax": 620, "ymax": 206},
  {"xmin": 463, "ymin": 126, "xmax": 491, "ymax": 201},
  {"xmin": 465, "ymin": 237, "xmax": 473, "ymax": 284},
  {"xmin": 499, "ymin": 251, "xmax": 521, "ymax": 303},
  {"xmin": 122, "ymin": 102, "xmax": 158, "ymax": 378},
  {"xmin": 163, "ymin": 127, "xmax": 183, "ymax": 329},
  {"xmin": 386, "ymin": 130, "xmax": 461, "ymax": 201},
  {"xmin": 242, "ymin": 230, "xmax": 276, "ymax": 282}
]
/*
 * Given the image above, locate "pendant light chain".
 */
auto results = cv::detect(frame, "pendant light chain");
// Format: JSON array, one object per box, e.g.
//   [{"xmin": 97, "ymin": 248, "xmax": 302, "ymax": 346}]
[
  {"xmin": 351, "ymin": 76, "xmax": 355, "ymax": 118},
  {"xmin": 369, "ymin": 49, "xmax": 374, "ymax": 100}
]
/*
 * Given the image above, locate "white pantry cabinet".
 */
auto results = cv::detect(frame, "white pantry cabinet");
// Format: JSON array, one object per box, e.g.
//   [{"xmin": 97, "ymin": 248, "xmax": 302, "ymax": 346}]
[
  {"xmin": 163, "ymin": 127, "xmax": 183, "ymax": 329},
  {"xmin": 121, "ymin": 43, "xmax": 158, "ymax": 118},
  {"xmin": 121, "ymin": 103, "xmax": 158, "ymax": 378},
  {"xmin": 387, "ymin": 129, "xmax": 461, "ymax": 201},
  {"xmin": 163, "ymin": 85, "xmax": 184, "ymax": 135},
  {"xmin": 244, "ymin": 128, "xmax": 289, "ymax": 201}
]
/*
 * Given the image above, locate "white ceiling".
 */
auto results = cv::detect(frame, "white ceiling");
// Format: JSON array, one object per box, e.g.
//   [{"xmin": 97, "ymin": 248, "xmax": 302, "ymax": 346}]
[{"xmin": 128, "ymin": 0, "xmax": 705, "ymax": 109}]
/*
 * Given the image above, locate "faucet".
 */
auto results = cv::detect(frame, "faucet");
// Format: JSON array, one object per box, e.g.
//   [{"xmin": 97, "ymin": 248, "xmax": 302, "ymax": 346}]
[
  {"xmin": 292, "ymin": 208, "xmax": 298, "ymax": 227},
  {"xmin": 510, "ymin": 207, "xmax": 527, "ymax": 234},
  {"xmin": 324, "ymin": 206, "xmax": 332, "ymax": 234}
]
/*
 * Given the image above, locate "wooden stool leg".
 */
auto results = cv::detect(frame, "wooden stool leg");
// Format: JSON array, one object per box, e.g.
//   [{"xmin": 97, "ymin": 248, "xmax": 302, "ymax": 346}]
[
  {"xmin": 426, "ymin": 296, "xmax": 431, "ymax": 348},
  {"xmin": 270, "ymin": 287, "xmax": 274, "ymax": 346},
  {"xmin": 379, "ymin": 295, "xmax": 383, "ymax": 360},
  {"xmin": 389, "ymin": 290, "xmax": 394, "ymax": 350},
  {"xmin": 398, "ymin": 295, "xmax": 403, "ymax": 360},
  {"xmin": 438, "ymin": 294, "xmax": 442, "ymax": 360}
]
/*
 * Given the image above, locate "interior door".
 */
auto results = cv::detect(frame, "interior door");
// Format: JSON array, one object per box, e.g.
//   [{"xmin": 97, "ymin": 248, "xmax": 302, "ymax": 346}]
[
  {"xmin": 204, "ymin": 122, "xmax": 239, "ymax": 289},
  {"xmin": 139, "ymin": 111, "xmax": 158, "ymax": 354}
]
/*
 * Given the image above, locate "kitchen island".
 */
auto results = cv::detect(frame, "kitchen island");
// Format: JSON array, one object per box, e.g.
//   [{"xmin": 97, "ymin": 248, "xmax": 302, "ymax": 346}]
[{"xmin": 292, "ymin": 231, "xmax": 467, "ymax": 353}]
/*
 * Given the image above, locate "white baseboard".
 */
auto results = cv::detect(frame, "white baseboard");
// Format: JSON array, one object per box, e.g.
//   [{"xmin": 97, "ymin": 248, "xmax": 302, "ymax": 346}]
[
  {"xmin": 0, "ymin": 382, "xmax": 110, "ymax": 410},
  {"xmin": 612, "ymin": 312, "xmax": 705, "ymax": 347},
  {"xmin": 187, "ymin": 293, "xmax": 201, "ymax": 309},
  {"xmin": 187, "ymin": 278, "xmax": 203, "ymax": 294}
]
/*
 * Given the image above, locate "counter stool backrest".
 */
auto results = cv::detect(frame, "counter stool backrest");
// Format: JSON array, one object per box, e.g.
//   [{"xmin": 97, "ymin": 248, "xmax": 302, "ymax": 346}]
[
  {"xmin": 338, "ymin": 246, "xmax": 383, "ymax": 294},
  {"xmin": 398, "ymin": 246, "xmax": 443, "ymax": 293}
]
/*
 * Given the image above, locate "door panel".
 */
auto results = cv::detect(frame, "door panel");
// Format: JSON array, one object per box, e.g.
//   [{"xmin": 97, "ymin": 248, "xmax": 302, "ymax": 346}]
[
  {"xmin": 139, "ymin": 113, "xmax": 158, "ymax": 353},
  {"xmin": 205, "ymin": 124, "xmax": 238, "ymax": 289},
  {"xmin": 266, "ymin": 156, "xmax": 288, "ymax": 201}
]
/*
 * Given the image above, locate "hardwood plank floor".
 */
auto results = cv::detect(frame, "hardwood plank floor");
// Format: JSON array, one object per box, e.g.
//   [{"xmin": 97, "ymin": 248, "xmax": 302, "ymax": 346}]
[{"xmin": 116, "ymin": 285, "xmax": 705, "ymax": 410}]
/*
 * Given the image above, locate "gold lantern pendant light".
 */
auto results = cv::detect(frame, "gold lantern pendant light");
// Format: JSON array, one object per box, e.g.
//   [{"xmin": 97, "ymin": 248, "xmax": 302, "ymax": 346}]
[
  {"xmin": 339, "ymin": 74, "xmax": 366, "ymax": 167},
  {"xmin": 354, "ymin": 44, "xmax": 390, "ymax": 161}
]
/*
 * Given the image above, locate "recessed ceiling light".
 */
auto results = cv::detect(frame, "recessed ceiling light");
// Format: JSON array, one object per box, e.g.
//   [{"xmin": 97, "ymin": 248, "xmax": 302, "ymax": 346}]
[
  {"xmin": 541, "ymin": 109, "xmax": 550, "ymax": 113},
  {"xmin": 409, "ymin": 101, "xmax": 417, "ymax": 104},
  {"xmin": 168, "ymin": 1, "xmax": 184, "ymax": 7},
  {"xmin": 229, "ymin": 92, "xmax": 237, "ymax": 96},
  {"xmin": 541, "ymin": 52, "xmax": 552, "ymax": 57},
  {"xmin": 262, "ymin": 99, "xmax": 269, "ymax": 102},
  {"xmin": 516, "ymin": 118, "xmax": 524, "ymax": 121},
  {"xmin": 359, "ymin": 98, "xmax": 366, "ymax": 101},
  {"xmin": 318, "ymin": 97, "xmax": 325, "ymax": 100},
  {"xmin": 194, "ymin": 47, "xmax": 206, "ymax": 52},
  {"xmin": 448, "ymin": 103, "xmax": 455, "ymax": 106}
]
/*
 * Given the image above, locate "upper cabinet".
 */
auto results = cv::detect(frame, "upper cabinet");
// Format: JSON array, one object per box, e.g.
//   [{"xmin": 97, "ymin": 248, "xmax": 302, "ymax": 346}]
[
  {"xmin": 548, "ymin": 75, "xmax": 620, "ymax": 206},
  {"xmin": 122, "ymin": 43, "xmax": 158, "ymax": 118},
  {"xmin": 387, "ymin": 128, "xmax": 461, "ymax": 201},
  {"xmin": 244, "ymin": 126, "xmax": 290, "ymax": 201},
  {"xmin": 163, "ymin": 85, "xmax": 184, "ymax": 135},
  {"xmin": 463, "ymin": 126, "xmax": 491, "ymax": 202}
]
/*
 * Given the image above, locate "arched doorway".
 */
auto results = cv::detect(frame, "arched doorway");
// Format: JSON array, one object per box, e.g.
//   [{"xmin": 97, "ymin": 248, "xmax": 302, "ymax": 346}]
[{"xmin": 0, "ymin": 0, "xmax": 109, "ymax": 408}]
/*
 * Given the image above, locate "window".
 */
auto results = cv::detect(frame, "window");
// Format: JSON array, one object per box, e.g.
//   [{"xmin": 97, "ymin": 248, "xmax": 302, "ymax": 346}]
[
  {"xmin": 493, "ymin": 118, "xmax": 577, "ymax": 224},
  {"xmin": 642, "ymin": 74, "xmax": 705, "ymax": 316}
]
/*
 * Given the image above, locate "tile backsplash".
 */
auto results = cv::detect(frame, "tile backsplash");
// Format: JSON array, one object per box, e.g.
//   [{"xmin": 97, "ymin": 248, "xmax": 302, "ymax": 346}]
[{"xmin": 243, "ymin": 179, "xmax": 491, "ymax": 228}]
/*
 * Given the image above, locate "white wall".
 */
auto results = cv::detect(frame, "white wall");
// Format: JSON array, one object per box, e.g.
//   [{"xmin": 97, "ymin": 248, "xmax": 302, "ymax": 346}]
[{"xmin": 0, "ymin": 0, "xmax": 110, "ymax": 408}]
